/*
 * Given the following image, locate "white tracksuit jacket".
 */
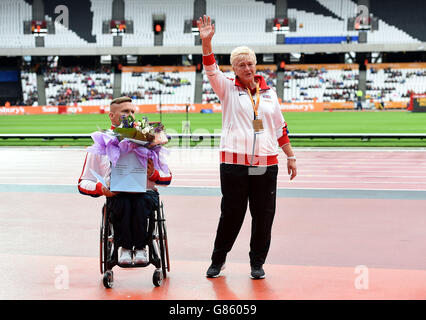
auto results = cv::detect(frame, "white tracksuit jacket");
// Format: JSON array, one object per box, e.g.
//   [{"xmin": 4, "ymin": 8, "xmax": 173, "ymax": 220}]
[{"xmin": 203, "ymin": 53, "xmax": 290, "ymax": 166}]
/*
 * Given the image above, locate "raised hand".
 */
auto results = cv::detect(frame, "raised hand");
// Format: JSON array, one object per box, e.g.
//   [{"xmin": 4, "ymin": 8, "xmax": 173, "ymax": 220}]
[{"xmin": 197, "ymin": 15, "xmax": 215, "ymax": 41}]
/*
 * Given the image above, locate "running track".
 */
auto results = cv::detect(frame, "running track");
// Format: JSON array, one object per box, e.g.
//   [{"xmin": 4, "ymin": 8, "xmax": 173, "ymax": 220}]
[{"xmin": 0, "ymin": 147, "xmax": 425, "ymax": 300}]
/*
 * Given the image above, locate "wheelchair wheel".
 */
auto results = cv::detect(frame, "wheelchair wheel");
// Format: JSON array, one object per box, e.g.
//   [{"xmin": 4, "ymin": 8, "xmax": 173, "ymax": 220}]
[
  {"xmin": 100, "ymin": 205, "xmax": 107, "ymax": 274},
  {"xmin": 152, "ymin": 269, "xmax": 162, "ymax": 287},
  {"xmin": 100, "ymin": 204, "xmax": 115, "ymax": 275},
  {"xmin": 157, "ymin": 202, "xmax": 170, "ymax": 279},
  {"xmin": 103, "ymin": 270, "xmax": 114, "ymax": 289}
]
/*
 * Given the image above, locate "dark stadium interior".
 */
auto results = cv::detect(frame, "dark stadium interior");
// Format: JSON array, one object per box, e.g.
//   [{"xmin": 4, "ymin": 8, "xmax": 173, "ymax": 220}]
[{"xmin": 0, "ymin": 0, "xmax": 425, "ymax": 107}]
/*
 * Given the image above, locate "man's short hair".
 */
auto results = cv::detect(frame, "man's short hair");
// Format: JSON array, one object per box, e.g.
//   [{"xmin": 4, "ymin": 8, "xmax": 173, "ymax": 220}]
[{"xmin": 110, "ymin": 96, "xmax": 132, "ymax": 106}]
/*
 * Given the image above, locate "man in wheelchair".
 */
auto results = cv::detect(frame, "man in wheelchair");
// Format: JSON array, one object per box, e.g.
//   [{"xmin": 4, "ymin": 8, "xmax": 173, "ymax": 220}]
[{"xmin": 78, "ymin": 97, "xmax": 172, "ymax": 266}]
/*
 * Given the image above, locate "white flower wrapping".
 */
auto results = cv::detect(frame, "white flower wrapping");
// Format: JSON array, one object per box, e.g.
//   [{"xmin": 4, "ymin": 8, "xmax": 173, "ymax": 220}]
[{"xmin": 114, "ymin": 116, "xmax": 169, "ymax": 147}]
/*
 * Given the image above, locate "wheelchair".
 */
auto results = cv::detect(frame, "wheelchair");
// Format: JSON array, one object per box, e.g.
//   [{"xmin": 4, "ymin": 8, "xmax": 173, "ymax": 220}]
[{"xmin": 99, "ymin": 197, "xmax": 170, "ymax": 288}]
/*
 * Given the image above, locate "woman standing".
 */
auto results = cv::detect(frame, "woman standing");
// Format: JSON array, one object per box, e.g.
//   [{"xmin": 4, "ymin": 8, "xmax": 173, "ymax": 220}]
[{"xmin": 198, "ymin": 16, "xmax": 297, "ymax": 279}]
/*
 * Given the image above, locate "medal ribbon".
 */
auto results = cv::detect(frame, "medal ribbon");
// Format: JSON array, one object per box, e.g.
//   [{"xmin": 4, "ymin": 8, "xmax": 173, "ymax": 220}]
[{"xmin": 246, "ymin": 82, "xmax": 260, "ymax": 119}]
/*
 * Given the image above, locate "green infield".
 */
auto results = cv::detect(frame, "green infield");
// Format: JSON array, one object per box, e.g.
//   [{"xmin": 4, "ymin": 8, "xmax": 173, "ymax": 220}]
[{"xmin": 1, "ymin": 111, "xmax": 425, "ymax": 147}]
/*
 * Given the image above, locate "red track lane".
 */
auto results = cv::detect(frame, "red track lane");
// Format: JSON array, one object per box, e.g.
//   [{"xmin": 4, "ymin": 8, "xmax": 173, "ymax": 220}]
[
  {"xmin": 2, "ymin": 254, "xmax": 426, "ymax": 300},
  {"xmin": 168, "ymin": 150, "xmax": 426, "ymax": 190},
  {"xmin": 1, "ymin": 148, "xmax": 426, "ymax": 300}
]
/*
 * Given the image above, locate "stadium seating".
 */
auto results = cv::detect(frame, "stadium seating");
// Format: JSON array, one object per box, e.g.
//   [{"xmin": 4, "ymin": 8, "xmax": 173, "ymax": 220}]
[
  {"xmin": 0, "ymin": 0, "xmax": 424, "ymax": 109},
  {"xmin": 44, "ymin": 66, "xmax": 113, "ymax": 106},
  {"xmin": 207, "ymin": 0, "xmax": 276, "ymax": 46},
  {"xmin": 366, "ymin": 65, "xmax": 426, "ymax": 102},
  {"xmin": 0, "ymin": 0, "xmax": 34, "ymax": 48},
  {"xmin": 286, "ymin": 7, "xmax": 357, "ymax": 39},
  {"xmin": 317, "ymin": 0, "xmax": 419, "ymax": 44},
  {"xmin": 90, "ymin": 0, "xmax": 114, "ymax": 47},
  {"xmin": 44, "ymin": 21, "xmax": 93, "ymax": 48},
  {"xmin": 283, "ymin": 66, "xmax": 359, "ymax": 102},
  {"xmin": 202, "ymin": 69, "xmax": 233, "ymax": 104},
  {"xmin": 121, "ymin": 69, "xmax": 196, "ymax": 104},
  {"xmin": 123, "ymin": 0, "xmax": 194, "ymax": 47},
  {"xmin": 202, "ymin": 66, "xmax": 277, "ymax": 104},
  {"xmin": 21, "ymin": 68, "xmax": 38, "ymax": 106},
  {"xmin": 0, "ymin": 0, "xmax": 422, "ymax": 49}
]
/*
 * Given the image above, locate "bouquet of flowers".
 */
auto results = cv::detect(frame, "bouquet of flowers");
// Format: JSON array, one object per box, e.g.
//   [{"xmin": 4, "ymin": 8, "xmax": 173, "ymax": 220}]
[
  {"xmin": 112, "ymin": 115, "xmax": 169, "ymax": 147},
  {"xmin": 87, "ymin": 114, "xmax": 170, "ymax": 174}
]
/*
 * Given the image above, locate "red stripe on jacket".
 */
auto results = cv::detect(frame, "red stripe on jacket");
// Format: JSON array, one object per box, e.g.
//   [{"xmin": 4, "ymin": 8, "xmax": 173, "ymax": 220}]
[
  {"xmin": 149, "ymin": 169, "xmax": 172, "ymax": 185},
  {"xmin": 220, "ymin": 151, "xmax": 278, "ymax": 166},
  {"xmin": 77, "ymin": 153, "xmax": 103, "ymax": 196},
  {"xmin": 278, "ymin": 123, "xmax": 290, "ymax": 147}
]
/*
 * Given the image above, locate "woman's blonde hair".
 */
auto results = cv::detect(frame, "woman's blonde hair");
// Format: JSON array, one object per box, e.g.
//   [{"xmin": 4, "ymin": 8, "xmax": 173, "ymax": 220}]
[{"xmin": 230, "ymin": 46, "xmax": 257, "ymax": 67}]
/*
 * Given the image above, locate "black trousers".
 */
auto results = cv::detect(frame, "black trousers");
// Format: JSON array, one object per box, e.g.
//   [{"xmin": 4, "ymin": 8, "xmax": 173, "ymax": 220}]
[
  {"xmin": 106, "ymin": 191, "xmax": 159, "ymax": 250},
  {"xmin": 211, "ymin": 163, "xmax": 278, "ymax": 267}
]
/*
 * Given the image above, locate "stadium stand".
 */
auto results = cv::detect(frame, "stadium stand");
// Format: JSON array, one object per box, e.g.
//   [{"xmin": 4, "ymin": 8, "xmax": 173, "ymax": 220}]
[
  {"xmin": 90, "ymin": 0, "xmax": 114, "ymax": 47},
  {"xmin": 0, "ymin": 0, "xmax": 34, "ymax": 48},
  {"xmin": 44, "ymin": 65, "xmax": 113, "ymax": 106},
  {"xmin": 121, "ymin": 66, "xmax": 196, "ymax": 104},
  {"xmin": 285, "ymin": 5, "xmax": 356, "ymax": 40},
  {"xmin": 207, "ymin": 0, "xmax": 276, "ymax": 46},
  {"xmin": 0, "ymin": 0, "xmax": 423, "ymax": 49},
  {"xmin": 0, "ymin": 0, "xmax": 425, "ymax": 110},
  {"xmin": 366, "ymin": 63, "xmax": 426, "ymax": 102},
  {"xmin": 283, "ymin": 64, "xmax": 359, "ymax": 102},
  {"xmin": 43, "ymin": 20, "xmax": 93, "ymax": 48},
  {"xmin": 317, "ymin": 0, "xmax": 419, "ymax": 44},
  {"xmin": 202, "ymin": 65, "xmax": 277, "ymax": 104},
  {"xmin": 21, "ymin": 66, "xmax": 38, "ymax": 106},
  {"xmin": 123, "ymin": 0, "xmax": 194, "ymax": 47},
  {"xmin": 202, "ymin": 69, "xmax": 233, "ymax": 104},
  {"xmin": 42, "ymin": 0, "xmax": 97, "ymax": 43}
]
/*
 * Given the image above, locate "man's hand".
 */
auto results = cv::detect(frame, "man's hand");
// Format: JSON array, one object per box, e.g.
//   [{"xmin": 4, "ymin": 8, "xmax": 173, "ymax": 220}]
[
  {"xmin": 287, "ymin": 159, "xmax": 297, "ymax": 181},
  {"xmin": 197, "ymin": 15, "xmax": 215, "ymax": 41},
  {"xmin": 101, "ymin": 185, "xmax": 117, "ymax": 197},
  {"xmin": 147, "ymin": 159, "xmax": 155, "ymax": 178}
]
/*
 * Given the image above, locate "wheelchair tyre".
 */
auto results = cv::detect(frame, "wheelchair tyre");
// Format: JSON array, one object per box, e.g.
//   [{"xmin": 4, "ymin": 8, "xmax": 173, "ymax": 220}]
[
  {"xmin": 100, "ymin": 205, "xmax": 115, "ymax": 275},
  {"xmin": 100, "ymin": 205, "xmax": 107, "ymax": 274},
  {"xmin": 103, "ymin": 270, "xmax": 114, "ymax": 289},
  {"xmin": 158, "ymin": 204, "xmax": 170, "ymax": 279},
  {"xmin": 163, "ymin": 223, "xmax": 170, "ymax": 273},
  {"xmin": 161, "ymin": 203, "xmax": 170, "ymax": 273},
  {"xmin": 153, "ymin": 269, "xmax": 162, "ymax": 287}
]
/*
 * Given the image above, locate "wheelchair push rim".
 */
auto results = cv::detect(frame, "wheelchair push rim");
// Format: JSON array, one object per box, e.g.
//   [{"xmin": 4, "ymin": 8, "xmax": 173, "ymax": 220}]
[
  {"xmin": 157, "ymin": 202, "xmax": 170, "ymax": 278},
  {"xmin": 100, "ymin": 204, "xmax": 115, "ymax": 275}
]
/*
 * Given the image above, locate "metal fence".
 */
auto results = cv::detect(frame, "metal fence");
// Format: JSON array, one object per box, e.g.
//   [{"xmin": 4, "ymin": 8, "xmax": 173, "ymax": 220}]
[{"xmin": 1, "ymin": 133, "xmax": 425, "ymax": 147}]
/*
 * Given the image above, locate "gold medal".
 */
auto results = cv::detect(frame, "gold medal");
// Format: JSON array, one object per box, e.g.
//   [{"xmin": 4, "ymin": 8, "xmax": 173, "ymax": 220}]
[
  {"xmin": 252, "ymin": 119, "xmax": 264, "ymax": 132},
  {"xmin": 247, "ymin": 82, "xmax": 263, "ymax": 132}
]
